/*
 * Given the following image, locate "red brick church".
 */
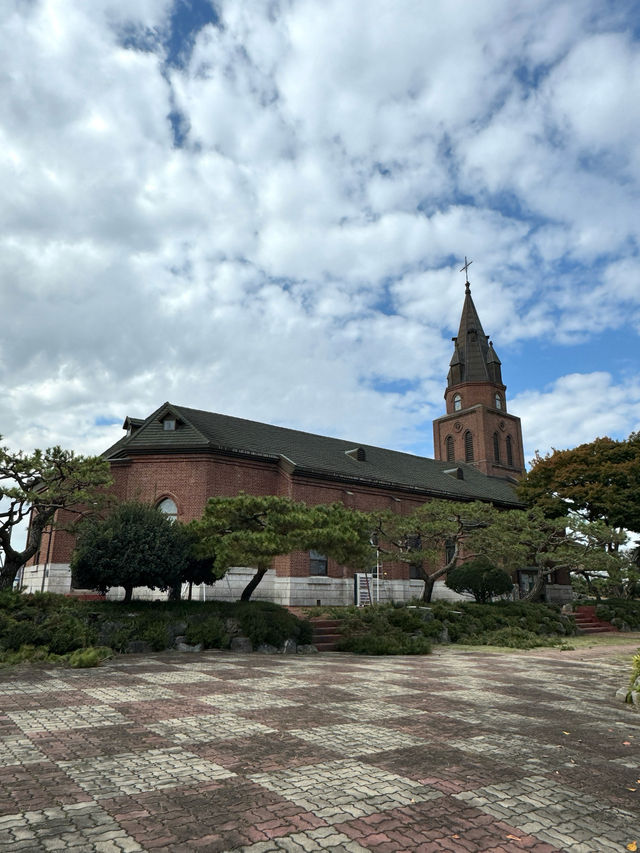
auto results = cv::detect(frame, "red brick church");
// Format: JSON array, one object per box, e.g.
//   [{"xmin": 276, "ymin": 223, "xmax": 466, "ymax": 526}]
[{"xmin": 22, "ymin": 273, "xmax": 571, "ymax": 604}]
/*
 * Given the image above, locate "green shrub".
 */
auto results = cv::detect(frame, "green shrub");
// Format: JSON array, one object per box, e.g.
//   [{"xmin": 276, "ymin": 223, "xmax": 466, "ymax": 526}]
[
  {"xmin": 595, "ymin": 599, "xmax": 640, "ymax": 631},
  {"xmin": 336, "ymin": 604, "xmax": 433, "ymax": 656},
  {"xmin": 234, "ymin": 602, "xmax": 312, "ymax": 648},
  {"xmin": 68, "ymin": 647, "xmax": 113, "ymax": 668},
  {"xmin": 185, "ymin": 615, "xmax": 229, "ymax": 649},
  {"xmin": 445, "ymin": 557, "xmax": 514, "ymax": 603}
]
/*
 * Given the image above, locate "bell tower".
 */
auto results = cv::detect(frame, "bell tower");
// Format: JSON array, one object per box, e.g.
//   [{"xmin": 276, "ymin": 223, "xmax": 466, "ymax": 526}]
[{"xmin": 433, "ymin": 259, "xmax": 525, "ymax": 478}]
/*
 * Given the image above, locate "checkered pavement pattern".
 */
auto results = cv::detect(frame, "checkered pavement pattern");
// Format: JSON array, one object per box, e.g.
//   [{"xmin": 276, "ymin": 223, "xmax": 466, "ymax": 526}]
[{"xmin": 1, "ymin": 647, "xmax": 639, "ymax": 852}]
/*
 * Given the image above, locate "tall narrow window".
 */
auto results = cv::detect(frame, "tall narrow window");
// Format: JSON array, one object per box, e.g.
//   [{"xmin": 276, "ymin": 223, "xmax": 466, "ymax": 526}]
[
  {"xmin": 445, "ymin": 539, "xmax": 456, "ymax": 565},
  {"xmin": 464, "ymin": 430, "xmax": 474, "ymax": 462},
  {"xmin": 506, "ymin": 435, "xmax": 513, "ymax": 467},
  {"xmin": 453, "ymin": 394, "xmax": 462, "ymax": 411},
  {"xmin": 445, "ymin": 435, "xmax": 455, "ymax": 461},
  {"xmin": 495, "ymin": 394, "xmax": 502, "ymax": 410},
  {"xmin": 309, "ymin": 550, "xmax": 328, "ymax": 576},
  {"xmin": 493, "ymin": 432, "xmax": 500, "ymax": 463},
  {"xmin": 157, "ymin": 497, "xmax": 178, "ymax": 522}
]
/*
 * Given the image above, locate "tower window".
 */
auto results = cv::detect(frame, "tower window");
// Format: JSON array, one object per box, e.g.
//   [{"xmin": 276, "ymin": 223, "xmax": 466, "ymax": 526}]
[
  {"xmin": 506, "ymin": 435, "xmax": 513, "ymax": 467},
  {"xmin": 495, "ymin": 394, "xmax": 502, "ymax": 410},
  {"xmin": 464, "ymin": 430, "xmax": 474, "ymax": 462},
  {"xmin": 157, "ymin": 497, "xmax": 178, "ymax": 521},
  {"xmin": 309, "ymin": 550, "xmax": 328, "ymax": 576},
  {"xmin": 445, "ymin": 435, "xmax": 455, "ymax": 461},
  {"xmin": 493, "ymin": 432, "xmax": 500, "ymax": 463},
  {"xmin": 453, "ymin": 394, "xmax": 462, "ymax": 412}
]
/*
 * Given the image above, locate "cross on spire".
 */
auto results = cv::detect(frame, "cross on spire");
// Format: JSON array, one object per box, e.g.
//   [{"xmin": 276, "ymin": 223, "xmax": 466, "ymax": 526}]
[{"xmin": 459, "ymin": 256, "xmax": 472, "ymax": 288}]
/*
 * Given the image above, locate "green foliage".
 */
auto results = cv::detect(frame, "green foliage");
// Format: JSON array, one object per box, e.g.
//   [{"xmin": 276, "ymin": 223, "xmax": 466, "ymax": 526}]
[
  {"xmin": 463, "ymin": 626, "xmax": 559, "ymax": 649},
  {"xmin": 184, "ymin": 615, "xmax": 229, "ymax": 648},
  {"xmin": 233, "ymin": 601, "xmax": 313, "ymax": 647},
  {"xmin": 594, "ymin": 599, "xmax": 640, "ymax": 631},
  {"xmin": 0, "ymin": 439, "xmax": 112, "ymax": 589},
  {"xmin": 373, "ymin": 499, "xmax": 499, "ymax": 601},
  {"xmin": 427, "ymin": 600, "xmax": 575, "ymax": 643},
  {"xmin": 445, "ymin": 557, "xmax": 513, "ymax": 603},
  {"xmin": 518, "ymin": 433, "xmax": 640, "ymax": 532},
  {"xmin": 68, "ymin": 647, "xmax": 113, "ymax": 668},
  {"xmin": 192, "ymin": 493, "xmax": 373, "ymax": 600},
  {"xmin": 337, "ymin": 604, "xmax": 433, "ymax": 655},
  {"xmin": 71, "ymin": 502, "xmax": 192, "ymax": 600},
  {"xmin": 0, "ymin": 591, "xmax": 311, "ymax": 659}
]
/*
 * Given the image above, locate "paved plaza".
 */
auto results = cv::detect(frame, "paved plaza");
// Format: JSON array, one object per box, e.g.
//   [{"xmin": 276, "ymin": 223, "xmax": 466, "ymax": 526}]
[{"xmin": 0, "ymin": 645, "xmax": 639, "ymax": 852}]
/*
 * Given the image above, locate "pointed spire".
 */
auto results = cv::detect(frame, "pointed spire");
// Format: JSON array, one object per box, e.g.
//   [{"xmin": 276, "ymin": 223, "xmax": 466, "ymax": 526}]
[{"xmin": 447, "ymin": 261, "xmax": 503, "ymax": 387}]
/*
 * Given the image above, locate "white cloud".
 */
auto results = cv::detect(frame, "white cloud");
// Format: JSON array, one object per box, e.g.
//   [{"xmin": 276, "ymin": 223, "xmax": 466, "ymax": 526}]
[
  {"xmin": 0, "ymin": 0, "xmax": 638, "ymax": 468},
  {"xmin": 514, "ymin": 372, "xmax": 640, "ymax": 464}
]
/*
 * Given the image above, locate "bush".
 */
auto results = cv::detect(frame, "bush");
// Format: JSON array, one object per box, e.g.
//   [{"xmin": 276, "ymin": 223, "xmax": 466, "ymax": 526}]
[
  {"xmin": 185, "ymin": 615, "xmax": 229, "ymax": 649},
  {"xmin": 0, "ymin": 592, "xmax": 311, "ymax": 659},
  {"xmin": 336, "ymin": 604, "xmax": 433, "ymax": 655},
  {"xmin": 595, "ymin": 599, "xmax": 640, "ymax": 631},
  {"xmin": 68, "ymin": 647, "xmax": 113, "ymax": 668},
  {"xmin": 445, "ymin": 557, "xmax": 514, "ymax": 603}
]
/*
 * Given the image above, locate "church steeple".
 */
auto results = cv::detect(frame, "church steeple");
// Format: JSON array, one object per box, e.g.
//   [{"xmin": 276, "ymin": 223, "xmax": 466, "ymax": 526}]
[
  {"xmin": 432, "ymin": 260, "xmax": 525, "ymax": 478},
  {"xmin": 447, "ymin": 280, "xmax": 503, "ymax": 387}
]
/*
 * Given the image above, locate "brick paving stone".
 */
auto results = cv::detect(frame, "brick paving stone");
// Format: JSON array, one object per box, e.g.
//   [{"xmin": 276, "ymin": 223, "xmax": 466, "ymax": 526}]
[
  {"xmin": 0, "ymin": 802, "xmax": 145, "ymax": 852},
  {"xmin": 0, "ymin": 645, "xmax": 638, "ymax": 851},
  {"xmin": 7, "ymin": 704, "xmax": 130, "ymax": 734},
  {"xmin": 147, "ymin": 712, "xmax": 276, "ymax": 743},
  {"xmin": 60, "ymin": 746, "xmax": 235, "ymax": 798},
  {"xmin": 288, "ymin": 723, "xmax": 428, "ymax": 756},
  {"xmin": 249, "ymin": 758, "xmax": 443, "ymax": 824}
]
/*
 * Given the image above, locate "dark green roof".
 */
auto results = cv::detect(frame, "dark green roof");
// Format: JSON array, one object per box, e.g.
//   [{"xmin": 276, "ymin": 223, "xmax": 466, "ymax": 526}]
[{"xmin": 104, "ymin": 402, "xmax": 522, "ymax": 507}]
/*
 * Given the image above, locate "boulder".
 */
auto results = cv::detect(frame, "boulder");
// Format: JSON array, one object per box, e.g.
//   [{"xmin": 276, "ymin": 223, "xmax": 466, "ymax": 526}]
[
  {"xmin": 125, "ymin": 640, "xmax": 153, "ymax": 654},
  {"xmin": 297, "ymin": 644, "xmax": 319, "ymax": 654},
  {"xmin": 281, "ymin": 639, "xmax": 297, "ymax": 654},
  {"xmin": 174, "ymin": 636, "xmax": 203, "ymax": 652},
  {"xmin": 256, "ymin": 643, "xmax": 280, "ymax": 655},
  {"xmin": 230, "ymin": 636, "xmax": 253, "ymax": 653}
]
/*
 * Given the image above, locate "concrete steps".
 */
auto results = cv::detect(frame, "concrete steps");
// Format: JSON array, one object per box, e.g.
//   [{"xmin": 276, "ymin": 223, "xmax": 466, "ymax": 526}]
[
  {"xmin": 310, "ymin": 618, "xmax": 343, "ymax": 651},
  {"xmin": 573, "ymin": 605, "xmax": 619, "ymax": 635}
]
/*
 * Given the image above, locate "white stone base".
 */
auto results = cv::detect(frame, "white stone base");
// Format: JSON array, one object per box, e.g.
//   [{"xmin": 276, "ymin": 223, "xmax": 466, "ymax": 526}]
[{"xmin": 21, "ymin": 563, "xmax": 475, "ymax": 606}]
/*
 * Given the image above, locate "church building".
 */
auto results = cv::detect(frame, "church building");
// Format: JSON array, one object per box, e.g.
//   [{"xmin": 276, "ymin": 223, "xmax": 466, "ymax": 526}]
[{"xmin": 22, "ymin": 271, "xmax": 571, "ymax": 604}]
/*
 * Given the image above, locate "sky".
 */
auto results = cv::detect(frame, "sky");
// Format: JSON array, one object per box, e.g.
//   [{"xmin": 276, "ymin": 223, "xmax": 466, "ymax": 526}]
[{"xmin": 2, "ymin": 0, "xmax": 640, "ymax": 468}]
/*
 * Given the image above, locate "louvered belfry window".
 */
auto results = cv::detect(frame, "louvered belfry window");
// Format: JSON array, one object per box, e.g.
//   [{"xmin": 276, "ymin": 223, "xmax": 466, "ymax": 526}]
[
  {"xmin": 493, "ymin": 432, "xmax": 500, "ymax": 463},
  {"xmin": 506, "ymin": 435, "xmax": 513, "ymax": 467},
  {"xmin": 464, "ymin": 430, "xmax": 474, "ymax": 462},
  {"xmin": 445, "ymin": 435, "xmax": 455, "ymax": 461}
]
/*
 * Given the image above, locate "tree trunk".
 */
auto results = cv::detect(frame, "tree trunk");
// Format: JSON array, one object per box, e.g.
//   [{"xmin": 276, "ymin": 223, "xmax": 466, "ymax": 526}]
[
  {"xmin": 0, "ymin": 558, "xmax": 21, "ymax": 590},
  {"xmin": 522, "ymin": 568, "xmax": 545, "ymax": 602},
  {"xmin": 123, "ymin": 585, "xmax": 133, "ymax": 603},
  {"xmin": 240, "ymin": 567, "xmax": 268, "ymax": 601},
  {"xmin": 422, "ymin": 576, "xmax": 435, "ymax": 603},
  {"xmin": 168, "ymin": 583, "xmax": 181, "ymax": 601},
  {"xmin": 188, "ymin": 581, "xmax": 193, "ymax": 601}
]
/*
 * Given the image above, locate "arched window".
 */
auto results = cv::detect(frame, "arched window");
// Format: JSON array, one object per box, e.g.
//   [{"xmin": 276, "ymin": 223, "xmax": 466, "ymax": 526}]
[
  {"xmin": 493, "ymin": 432, "xmax": 500, "ymax": 463},
  {"xmin": 453, "ymin": 394, "xmax": 462, "ymax": 412},
  {"xmin": 464, "ymin": 430, "xmax": 474, "ymax": 462},
  {"xmin": 157, "ymin": 497, "xmax": 178, "ymax": 522},
  {"xmin": 445, "ymin": 435, "xmax": 455, "ymax": 461},
  {"xmin": 495, "ymin": 394, "xmax": 502, "ymax": 410},
  {"xmin": 506, "ymin": 435, "xmax": 513, "ymax": 467}
]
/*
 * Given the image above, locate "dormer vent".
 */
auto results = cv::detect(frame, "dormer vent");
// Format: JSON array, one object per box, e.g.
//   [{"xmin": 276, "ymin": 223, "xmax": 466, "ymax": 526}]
[
  {"xmin": 345, "ymin": 447, "xmax": 366, "ymax": 462},
  {"xmin": 123, "ymin": 416, "xmax": 143, "ymax": 437},
  {"xmin": 443, "ymin": 466, "xmax": 464, "ymax": 480}
]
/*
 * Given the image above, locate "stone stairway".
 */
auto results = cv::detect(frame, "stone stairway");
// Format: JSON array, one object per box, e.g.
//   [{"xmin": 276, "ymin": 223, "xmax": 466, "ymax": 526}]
[
  {"xmin": 573, "ymin": 605, "xmax": 618, "ymax": 634},
  {"xmin": 310, "ymin": 617, "xmax": 343, "ymax": 651}
]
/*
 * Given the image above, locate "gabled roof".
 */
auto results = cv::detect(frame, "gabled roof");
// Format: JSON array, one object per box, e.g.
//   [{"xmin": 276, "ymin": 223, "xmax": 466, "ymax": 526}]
[{"xmin": 103, "ymin": 402, "xmax": 522, "ymax": 508}]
